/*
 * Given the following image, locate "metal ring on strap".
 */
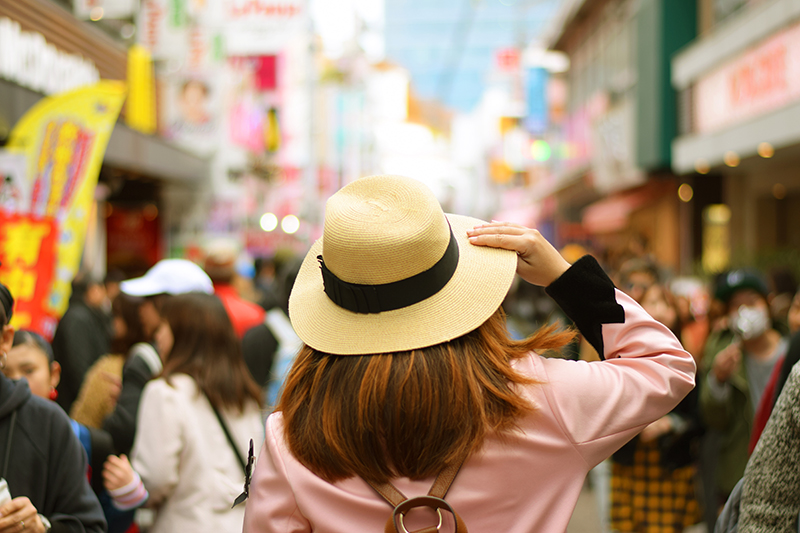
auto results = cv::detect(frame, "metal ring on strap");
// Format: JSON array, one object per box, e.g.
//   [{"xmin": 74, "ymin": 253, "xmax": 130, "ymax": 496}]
[
  {"xmin": 398, "ymin": 508, "xmax": 443, "ymax": 533},
  {"xmin": 392, "ymin": 496, "xmax": 455, "ymax": 533}
]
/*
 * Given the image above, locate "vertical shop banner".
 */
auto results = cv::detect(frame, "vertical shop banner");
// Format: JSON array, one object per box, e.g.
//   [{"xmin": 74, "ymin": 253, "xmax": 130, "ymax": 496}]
[
  {"xmin": 127, "ymin": 45, "xmax": 157, "ymax": 134},
  {"xmin": 0, "ymin": 81, "xmax": 126, "ymax": 338},
  {"xmin": 161, "ymin": 21, "xmax": 224, "ymax": 155},
  {"xmin": 524, "ymin": 67, "xmax": 549, "ymax": 135},
  {"xmin": 227, "ymin": 56, "xmax": 280, "ymax": 153},
  {"xmin": 162, "ymin": 73, "xmax": 220, "ymax": 155}
]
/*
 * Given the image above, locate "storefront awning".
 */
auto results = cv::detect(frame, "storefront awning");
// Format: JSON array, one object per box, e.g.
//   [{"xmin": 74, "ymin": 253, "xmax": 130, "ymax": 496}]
[
  {"xmin": 105, "ymin": 123, "xmax": 211, "ymax": 182},
  {"xmin": 582, "ymin": 187, "xmax": 657, "ymax": 234}
]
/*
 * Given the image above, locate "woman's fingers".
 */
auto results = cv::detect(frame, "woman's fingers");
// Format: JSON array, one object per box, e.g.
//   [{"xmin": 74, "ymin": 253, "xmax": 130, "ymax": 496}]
[
  {"xmin": 103, "ymin": 458, "xmax": 126, "ymax": 483},
  {"xmin": 103, "ymin": 469, "xmax": 123, "ymax": 490},
  {"xmin": 0, "ymin": 497, "xmax": 37, "ymax": 532},
  {"xmin": 468, "ymin": 222, "xmax": 570, "ymax": 287},
  {"xmin": 103, "ymin": 455, "xmax": 134, "ymax": 490},
  {"xmin": 467, "ymin": 224, "xmax": 527, "ymax": 252}
]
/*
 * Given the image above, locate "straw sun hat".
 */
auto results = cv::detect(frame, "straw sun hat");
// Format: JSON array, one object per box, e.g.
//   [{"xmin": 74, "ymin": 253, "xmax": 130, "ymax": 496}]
[{"xmin": 289, "ymin": 175, "xmax": 517, "ymax": 355}]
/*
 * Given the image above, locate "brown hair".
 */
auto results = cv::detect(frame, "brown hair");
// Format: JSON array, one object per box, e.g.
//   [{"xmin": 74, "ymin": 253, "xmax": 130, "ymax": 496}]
[
  {"xmin": 111, "ymin": 293, "xmax": 150, "ymax": 355},
  {"xmin": 279, "ymin": 307, "xmax": 575, "ymax": 484},
  {"xmin": 161, "ymin": 292, "xmax": 263, "ymax": 412}
]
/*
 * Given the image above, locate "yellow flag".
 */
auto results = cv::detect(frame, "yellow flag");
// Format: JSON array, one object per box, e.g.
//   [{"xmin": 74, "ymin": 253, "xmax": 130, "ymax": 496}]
[{"xmin": 1, "ymin": 81, "xmax": 126, "ymax": 337}]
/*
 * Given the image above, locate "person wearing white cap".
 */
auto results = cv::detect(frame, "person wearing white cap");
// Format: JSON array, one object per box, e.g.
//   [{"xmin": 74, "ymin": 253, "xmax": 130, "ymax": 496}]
[
  {"xmin": 242, "ymin": 175, "xmax": 696, "ymax": 532},
  {"xmin": 102, "ymin": 259, "xmax": 214, "ymax": 456}
]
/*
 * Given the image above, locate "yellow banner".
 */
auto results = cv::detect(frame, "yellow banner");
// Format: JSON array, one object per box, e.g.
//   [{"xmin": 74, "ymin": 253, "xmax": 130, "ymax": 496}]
[{"xmin": 1, "ymin": 81, "xmax": 126, "ymax": 337}]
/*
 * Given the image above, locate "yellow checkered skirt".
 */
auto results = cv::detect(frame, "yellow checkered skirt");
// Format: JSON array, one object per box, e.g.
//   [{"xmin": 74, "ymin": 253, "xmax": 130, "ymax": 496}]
[{"xmin": 610, "ymin": 439, "xmax": 701, "ymax": 533}]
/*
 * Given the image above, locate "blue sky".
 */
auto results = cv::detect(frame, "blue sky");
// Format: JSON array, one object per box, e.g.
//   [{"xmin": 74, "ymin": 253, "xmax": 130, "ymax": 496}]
[{"xmin": 384, "ymin": 0, "xmax": 561, "ymax": 111}]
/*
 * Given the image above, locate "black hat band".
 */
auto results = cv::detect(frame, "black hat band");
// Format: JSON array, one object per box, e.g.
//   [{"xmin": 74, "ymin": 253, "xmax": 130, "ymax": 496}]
[{"xmin": 317, "ymin": 227, "xmax": 459, "ymax": 314}]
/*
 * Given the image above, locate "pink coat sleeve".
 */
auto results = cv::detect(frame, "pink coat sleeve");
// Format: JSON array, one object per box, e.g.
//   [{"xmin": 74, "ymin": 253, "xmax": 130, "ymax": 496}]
[
  {"xmin": 243, "ymin": 416, "xmax": 311, "ymax": 533},
  {"xmin": 535, "ymin": 288, "xmax": 697, "ymax": 467}
]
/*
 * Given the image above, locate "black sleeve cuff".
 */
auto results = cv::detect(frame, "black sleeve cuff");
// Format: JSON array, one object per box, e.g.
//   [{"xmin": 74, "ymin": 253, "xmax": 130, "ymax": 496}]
[
  {"xmin": 49, "ymin": 521, "xmax": 71, "ymax": 533},
  {"xmin": 87, "ymin": 426, "xmax": 116, "ymax": 492},
  {"xmin": 545, "ymin": 255, "xmax": 625, "ymax": 359}
]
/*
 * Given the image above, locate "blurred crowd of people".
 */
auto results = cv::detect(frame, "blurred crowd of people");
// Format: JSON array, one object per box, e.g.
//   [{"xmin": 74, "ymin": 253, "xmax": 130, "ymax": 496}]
[
  {"xmin": 1, "ymin": 230, "xmax": 799, "ymax": 532},
  {"xmin": 501, "ymin": 235, "xmax": 800, "ymax": 533},
  {"xmin": 0, "ymin": 243, "xmax": 303, "ymax": 533}
]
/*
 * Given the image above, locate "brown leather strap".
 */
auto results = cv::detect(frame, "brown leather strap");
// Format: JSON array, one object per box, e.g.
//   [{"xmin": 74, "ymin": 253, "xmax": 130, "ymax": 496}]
[
  {"xmin": 383, "ymin": 496, "xmax": 468, "ymax": 533},
  {"xmin": 427, "ymin": 453, "xmax": 468, "ymax": 499},
  {"xmin": 368, "ymin": 479, "xmax": 407, "ymax": 508},
  {"xmin": 366, "ymin": 449, "xmax": 469, "ymax": 508},
  {"xmin": 367, "ymin": 450, "xmax": 470, "ymax": 533}
]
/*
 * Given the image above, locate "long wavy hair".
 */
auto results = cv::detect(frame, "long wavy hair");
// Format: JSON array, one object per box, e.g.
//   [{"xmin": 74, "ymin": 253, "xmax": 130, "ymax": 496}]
[{"xmin": 279, "ymin": 307, "xmax": 575, "ymax": 484}]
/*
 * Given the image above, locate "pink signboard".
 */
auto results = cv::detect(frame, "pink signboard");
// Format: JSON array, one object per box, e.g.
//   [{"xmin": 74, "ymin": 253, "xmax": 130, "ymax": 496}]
[{"xmin": 695, "ymin": 21, "xmax": 800, "ymax": 134}]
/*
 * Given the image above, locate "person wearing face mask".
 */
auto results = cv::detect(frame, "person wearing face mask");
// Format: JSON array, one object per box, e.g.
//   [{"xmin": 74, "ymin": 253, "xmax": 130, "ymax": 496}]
[{"xmin": 700, "ymin": 269, "xmax": 789, "ymax": 518}]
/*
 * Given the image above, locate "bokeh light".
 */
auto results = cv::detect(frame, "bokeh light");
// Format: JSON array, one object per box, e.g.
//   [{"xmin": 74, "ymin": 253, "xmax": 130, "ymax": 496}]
[
  {"xmin": 694, "ymin": 159, "xmax": 710, "ymax": 174},
  {"xmin": 678, "ymin": 183, "xmax": 694, "ymax": 202},
  {"xmin": 530, "ymin": 140, "xmax": 551, "ymax": 162},
  {"xmin": 758, "ymin": 142, "xmax": 774, "ymax": 158},
  {"xmin": 281, "ymin": 215, "xmax": 300, "ymax": 234},
  {"xmin": 724, "ymin": 151, "xmax": 740, "ymax": 167},
  {"xmin": 260, "ymin": 213, "xmax": 278, "ymax": 232}
]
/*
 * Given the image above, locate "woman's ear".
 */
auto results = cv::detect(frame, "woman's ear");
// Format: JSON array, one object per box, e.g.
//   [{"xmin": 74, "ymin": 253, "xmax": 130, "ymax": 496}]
[
  {"xmin": 49, "ymin": 361, "xmax": 61, "ymax": 389},
  {"xmin": 0, "ymin": 325, "xmax": 14, "ymax": 354}
]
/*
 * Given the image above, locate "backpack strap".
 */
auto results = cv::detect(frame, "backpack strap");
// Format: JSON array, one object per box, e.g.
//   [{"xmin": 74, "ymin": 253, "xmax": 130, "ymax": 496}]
[
  {"xmin": 366, "ymin": 451, "xmax": 469, "ymax": 533},
  {"xmin": 426, "ymin": 454, "xmax": 466, "ymax": 500}
]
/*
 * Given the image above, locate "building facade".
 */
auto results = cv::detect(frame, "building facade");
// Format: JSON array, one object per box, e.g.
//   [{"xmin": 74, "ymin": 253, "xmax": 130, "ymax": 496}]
[
  {"xmin": 672, "ymin": 0, "xmax": 800, "ymax": 274},
  {"xmin": 543, "ymin": 0, "xmax": 697, "ymax": 273},
  {"xmin": 0, "ymin": 0, "xmax": 211, "ymax": 278}
]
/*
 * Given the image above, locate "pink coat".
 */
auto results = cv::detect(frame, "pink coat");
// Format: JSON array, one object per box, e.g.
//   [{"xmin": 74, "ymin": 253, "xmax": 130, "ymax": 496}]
[{"xmin": 243, "ymin": 290, "xmax": 696, "ymax": 533}]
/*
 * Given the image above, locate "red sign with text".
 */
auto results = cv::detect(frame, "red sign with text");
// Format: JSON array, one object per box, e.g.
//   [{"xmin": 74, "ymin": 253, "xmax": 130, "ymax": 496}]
[{"xmin": 0, "ymin": 214, "xmax": 59, "ymax": 338}]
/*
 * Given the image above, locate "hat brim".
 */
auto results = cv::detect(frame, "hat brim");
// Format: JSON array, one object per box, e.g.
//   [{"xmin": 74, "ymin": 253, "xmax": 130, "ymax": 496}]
[
  {"xmin": 120, "ymin": 276, "xmax": 163, "ymax": 297},
  {"xmin": 289, "ymin": 214, "xmax": 517, "ymax": 355}
]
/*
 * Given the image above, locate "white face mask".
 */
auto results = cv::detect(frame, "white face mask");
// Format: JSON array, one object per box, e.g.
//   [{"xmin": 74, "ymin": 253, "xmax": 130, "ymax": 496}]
[{"xmin": 731, "ymin": 305, "xmax": 770, "ymax": 340}]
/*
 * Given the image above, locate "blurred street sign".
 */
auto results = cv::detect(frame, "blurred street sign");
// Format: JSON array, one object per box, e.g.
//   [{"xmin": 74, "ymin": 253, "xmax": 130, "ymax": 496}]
[
  {"xmin": 695, "ymin": 20, "xmax": 800, "ymax": 134},
  {"xmin": 224, "ymin": 0, "xmax": 306, "ymax": 55},
  {"xmin": 137, "ymin": 0, "xmax": 189, "ymax": 60},
  {"xmin": 0, "ymin": 18, "xmax": 100, "ymax": 95}
]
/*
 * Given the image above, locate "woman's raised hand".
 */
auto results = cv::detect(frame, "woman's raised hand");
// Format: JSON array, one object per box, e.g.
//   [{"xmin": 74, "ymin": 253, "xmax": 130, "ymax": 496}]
[{"xmin": 467, "ymin": 222, "xmax": 571, "ymax": 287}]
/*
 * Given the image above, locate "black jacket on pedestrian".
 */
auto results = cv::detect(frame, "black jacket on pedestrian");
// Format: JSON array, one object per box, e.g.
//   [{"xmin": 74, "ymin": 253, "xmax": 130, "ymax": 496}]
[
  {"xmin": 53, "ymin": 301, "xmax": 112, "ymax": 412},
  {"xmin": 0, "ymin": 374, "xmax": 106, "ymax": 533},
  {"xmin": 102, "ymin": 344, "xmax": 159, "ymax": 455},
  {"xmin": 242, "ymin": 323, "xmax": 278, "ymax": 388}
]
